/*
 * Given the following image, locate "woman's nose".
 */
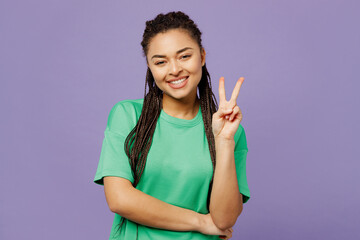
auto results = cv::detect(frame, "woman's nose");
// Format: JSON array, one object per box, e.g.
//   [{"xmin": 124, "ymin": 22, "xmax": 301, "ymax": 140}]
[{"xmin": 169, "ymin": 60, "xmax": 182, "ymax": 75}]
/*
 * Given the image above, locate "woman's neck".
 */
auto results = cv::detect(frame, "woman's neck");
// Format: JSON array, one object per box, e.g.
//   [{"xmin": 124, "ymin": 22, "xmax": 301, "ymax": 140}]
[{"xmin": 162, "ymin": 94, "xmax": 200, "ymax": 120}]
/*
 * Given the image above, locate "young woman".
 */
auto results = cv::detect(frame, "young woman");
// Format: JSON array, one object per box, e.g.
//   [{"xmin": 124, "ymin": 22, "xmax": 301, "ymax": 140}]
[{"xmin": 94, "ymin": 11, "xmax": 250, "ymax": 240}]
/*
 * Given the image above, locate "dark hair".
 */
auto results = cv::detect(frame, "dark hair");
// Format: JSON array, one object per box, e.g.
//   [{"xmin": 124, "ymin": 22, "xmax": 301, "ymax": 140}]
[{"xmin": 113, "ymin": 11, "xmax": 219, "ymax": 238}]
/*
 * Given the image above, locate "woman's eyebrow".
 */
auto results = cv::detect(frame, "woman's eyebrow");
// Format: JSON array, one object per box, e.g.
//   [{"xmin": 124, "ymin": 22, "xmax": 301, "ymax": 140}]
[{"xmin": 151, "ymin": 47, "xmax": 193, "ymax": 59}]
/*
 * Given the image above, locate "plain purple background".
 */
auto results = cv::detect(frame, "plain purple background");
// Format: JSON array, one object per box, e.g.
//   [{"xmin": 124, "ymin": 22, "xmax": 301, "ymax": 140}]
[{"xmin": 1, "ymin": 0, "xmax": 359, "ymax": 239}]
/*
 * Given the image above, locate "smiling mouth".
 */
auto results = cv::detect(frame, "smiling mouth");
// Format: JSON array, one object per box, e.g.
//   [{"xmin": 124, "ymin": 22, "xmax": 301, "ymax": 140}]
[
  {"xmin": 168, "ymin": 76, "xmax": 188, "ymax": 84},
  {"xmin": 167, "ymin": 76, "xmax": 189, "ymax": 89},
  {"xmin": 168, "ymin": 76, "xmax": 189, "ymax": 84}
]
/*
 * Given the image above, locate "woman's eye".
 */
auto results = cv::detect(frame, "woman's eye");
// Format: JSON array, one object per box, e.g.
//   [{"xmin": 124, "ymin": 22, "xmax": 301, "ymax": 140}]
[
  {"xmin": 182, "ymin": 55, "xmax": 191, "ymax": 59},
  {"xmin": 155, "ymin": 61, "xmax": 165, "ymax": 65}
]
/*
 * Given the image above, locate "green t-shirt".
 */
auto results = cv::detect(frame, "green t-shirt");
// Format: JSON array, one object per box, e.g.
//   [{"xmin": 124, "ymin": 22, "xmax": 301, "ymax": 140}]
[{"xmin": 94, "ymin": 98, "xmax": 250, "ymax": 240}]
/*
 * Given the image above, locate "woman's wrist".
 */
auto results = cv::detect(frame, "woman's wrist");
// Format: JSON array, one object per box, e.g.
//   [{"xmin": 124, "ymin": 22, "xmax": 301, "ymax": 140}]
[
  {"xmin": 215, "ymin": 135, "xmax": 235, "ymax": 141},
  {"xmin": 192, "ymin": 212, "xmax": 204, "ymax": 232},
  {"xmin": 215, "ymin": 137, "xmax": 235, "ymax": 150}
]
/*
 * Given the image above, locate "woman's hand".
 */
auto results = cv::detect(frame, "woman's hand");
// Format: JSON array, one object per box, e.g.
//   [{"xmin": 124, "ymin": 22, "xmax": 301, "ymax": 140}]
[
  {"xmin": 212, "ymin": 77, "xmax": 244, "ymax": 140},
  {"xmin": 198, "ymin": 213, "xmax": 233, "ymax": 239}
]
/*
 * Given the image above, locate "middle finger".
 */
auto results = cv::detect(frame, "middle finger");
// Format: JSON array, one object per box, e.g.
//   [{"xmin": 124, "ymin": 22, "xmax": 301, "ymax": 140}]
[{"xmin": 230, "ymin": 77, "xmax": 244, "ymax": 103}]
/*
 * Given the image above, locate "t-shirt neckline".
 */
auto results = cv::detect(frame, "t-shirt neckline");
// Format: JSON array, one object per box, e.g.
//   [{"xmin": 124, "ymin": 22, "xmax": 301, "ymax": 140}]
[{"xmin": 160, "ymin": 104, "xmax": 202, "ymax": 127}]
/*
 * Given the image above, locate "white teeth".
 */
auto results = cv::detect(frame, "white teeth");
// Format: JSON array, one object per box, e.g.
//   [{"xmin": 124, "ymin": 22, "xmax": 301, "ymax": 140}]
[{"xmin": 170, "ymin": 77, "xmax": 187, "ymax": 84}]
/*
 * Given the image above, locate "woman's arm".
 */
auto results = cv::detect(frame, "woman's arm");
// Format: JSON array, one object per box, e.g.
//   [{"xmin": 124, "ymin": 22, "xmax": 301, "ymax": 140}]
[
  {"xmin": 209, "ymin": 137, "xmax": 243, "ymax": 230},
  {"xmin": 103, "ymin": 176, "xmax": 201, "ymax": 232}
]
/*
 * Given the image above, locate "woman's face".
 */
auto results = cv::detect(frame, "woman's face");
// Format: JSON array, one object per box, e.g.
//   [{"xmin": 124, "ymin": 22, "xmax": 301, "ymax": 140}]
[{"xmin": 146, "ymin": 28, "xmax": 206, "ymax": 102}]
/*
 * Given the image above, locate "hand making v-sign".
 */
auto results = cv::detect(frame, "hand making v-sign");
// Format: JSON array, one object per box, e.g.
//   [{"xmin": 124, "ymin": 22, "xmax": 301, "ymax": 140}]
[{"xmin": 212, "ymin": 76, "xmax": 245, "ymax": 140}]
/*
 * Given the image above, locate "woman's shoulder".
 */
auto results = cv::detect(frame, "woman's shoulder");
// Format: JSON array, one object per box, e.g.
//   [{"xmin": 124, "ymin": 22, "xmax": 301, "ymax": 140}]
[
  {"xmin": 234, "ymin": 123, "xmax": 248, "ymax": 151},
  {"xmin": 106, "ymin": 98, "xmax": 144, "ymax": 134},
  {"xmin": 113, "ymin": 98, "xmax": 144, "ymax": 109}
]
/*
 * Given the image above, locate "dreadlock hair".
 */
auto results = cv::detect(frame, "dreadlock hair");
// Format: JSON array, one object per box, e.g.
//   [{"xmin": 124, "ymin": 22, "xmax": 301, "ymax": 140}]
[{"xmin": 113, "ymin": 11, "xmax": 219, "ymax": 238}]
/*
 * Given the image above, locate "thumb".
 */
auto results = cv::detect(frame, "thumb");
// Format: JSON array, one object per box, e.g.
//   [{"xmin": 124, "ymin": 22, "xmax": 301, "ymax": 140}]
[
  {"xmin": 218, "ymin": 229, "xmax": 229, "ymax": 239},
  {"xmin": 217, "ymin": 107, "xmax": 233, "ymax": 118}
]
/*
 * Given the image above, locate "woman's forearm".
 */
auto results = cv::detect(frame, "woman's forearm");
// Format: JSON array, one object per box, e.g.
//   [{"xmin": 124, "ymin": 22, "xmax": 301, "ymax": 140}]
[
  {"xmin": 113, "ymin": 186, "xmax": 202, "ymax": 232},
  {"xmin": 209, "ymin": 137, "xmax": 242, "ymax": 230}
]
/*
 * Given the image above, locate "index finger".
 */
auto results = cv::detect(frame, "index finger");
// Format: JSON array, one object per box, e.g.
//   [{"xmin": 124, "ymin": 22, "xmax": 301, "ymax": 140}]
[
  {"xmin": 219, "ymin": 76, "xmax": 226, "ymax": 102},
  {"xmin": 230, "ymin": 77, "xmax": 244, "ymax": 102}
]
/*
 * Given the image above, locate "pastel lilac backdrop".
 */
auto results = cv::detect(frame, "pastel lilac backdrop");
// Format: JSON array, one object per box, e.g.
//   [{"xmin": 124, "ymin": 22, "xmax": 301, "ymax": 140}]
[{"xmin": 1, "ymin": 0, "xmax": 359, "ymax": 239}]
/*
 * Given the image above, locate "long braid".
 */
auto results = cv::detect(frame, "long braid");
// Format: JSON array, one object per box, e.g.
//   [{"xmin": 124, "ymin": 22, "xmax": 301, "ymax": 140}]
[{"xmin": 199, "ymin": 63, "xmax": 218, "ymax": 210}]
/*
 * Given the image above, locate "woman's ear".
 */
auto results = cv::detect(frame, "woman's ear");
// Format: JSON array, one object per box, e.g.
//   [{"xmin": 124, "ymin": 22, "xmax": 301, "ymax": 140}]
[{"xmin": 201, "ymin": 48, "xmax": 206, "ymax": 66}]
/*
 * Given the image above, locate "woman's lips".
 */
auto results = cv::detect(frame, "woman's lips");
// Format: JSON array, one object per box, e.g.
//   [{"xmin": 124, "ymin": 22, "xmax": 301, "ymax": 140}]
[{"xmin": 167, "ymin": 76, "xmax": 189, "ymax": 89}]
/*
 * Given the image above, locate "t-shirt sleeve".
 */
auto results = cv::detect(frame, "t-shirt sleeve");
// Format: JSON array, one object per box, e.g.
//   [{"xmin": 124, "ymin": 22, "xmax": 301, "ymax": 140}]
[
  {"xmin": 234, "ymin": 124, "xmax": 250, "ymax": 204},
  {"xmin": 93, "ymin": 101, "xmax": 137, "ymax": 186}
]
